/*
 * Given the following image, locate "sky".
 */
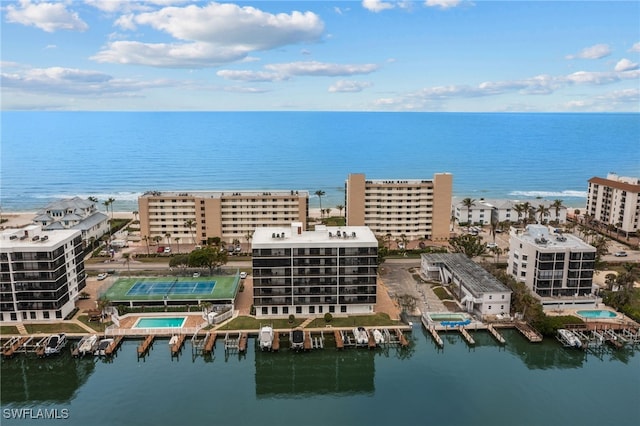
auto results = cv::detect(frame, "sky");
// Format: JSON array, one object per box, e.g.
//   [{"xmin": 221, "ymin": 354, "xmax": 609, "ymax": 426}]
[{"xmin": 1, "ymin": 0, "xmax": 639, "ymax": 112}]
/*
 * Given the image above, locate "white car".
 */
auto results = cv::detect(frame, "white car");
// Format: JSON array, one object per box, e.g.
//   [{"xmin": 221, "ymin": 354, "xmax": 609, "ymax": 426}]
[
  {"xmin": 486, "ymin": 243, "xmax": 498, "ymax": 249},
  {"xmin": 97, "ymin": 273, "xmax": 108, "ymax": 281},
  {"xmin": 193, "ymin": 272, "xmax": 201, "ymax": 278},
  {"xmin": 240, "ymin": 272, "xmax": 247, "ymax": 279},
  {"xmin": 163, "ymin": 247, "xmax": 172, "ymax": 254},
  {"xmin": 614, "ymin": 251, "xmax": 628, "ymax": 257}
]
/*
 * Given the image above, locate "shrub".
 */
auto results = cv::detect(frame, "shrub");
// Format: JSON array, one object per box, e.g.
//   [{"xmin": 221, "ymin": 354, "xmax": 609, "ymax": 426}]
[
  {"xmin": 288, "ymin": 314, "xmax": 295, "ymax": 324},
  {"xmin": 324, "ymin": 312, "xmax": 333, "ymax": 323}
]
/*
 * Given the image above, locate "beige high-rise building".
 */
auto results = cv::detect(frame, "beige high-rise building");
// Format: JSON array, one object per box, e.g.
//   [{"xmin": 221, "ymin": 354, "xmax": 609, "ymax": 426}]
[
  {"xmin": 139, "ymin": 190, "xmax": 309, "ymax": 245},
  {"xmin": 587, "ymin": 173, "xmax": 640, "ymax": 235},
  {"xmin": 345, "ymin": 173, "xmax": 453, "ymax": 241}
]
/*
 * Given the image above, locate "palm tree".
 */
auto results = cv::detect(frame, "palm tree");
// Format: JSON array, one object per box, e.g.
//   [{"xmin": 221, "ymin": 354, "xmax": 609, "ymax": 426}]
[
  {"xmin": 152, "ymin": 235, "xmax": 162, "ymax": 247},
  {"xmin": 164, "ymin": 232, "xmax": 172, "ymax": 249},
  {"xmin": 536, "ymin": 204, "xmax": 550, "ymax": 224},
  {"xmin": 315, "ymin": 190, "xmax": 326, "ymax": 218},
  {"xmin": 462, "ymin": 198, "xmax": 475, "ymax": 225},
  {"xmin": 513, "ymin": 203, "xmax": 525, "ymax": 225},
  {"xmin": 336, "ymin": 205, "xmax": 344, "ymax": 217},
  {"xmin": 521, "ymin": 202, "xmax": 532, "ymax": 227},
  {"xmin": 325, "ymin": 207, "xmax": 332, "ymax": 217},
  {"xmin": 107, "ymin": 197, "xmax": 116, "ymax": 221},
  {"xmin": 244, "ymin": 230, "xmax": 253, "ymax": 251},
  {"xmin": 122, "ymin": 253, "xmax": 131, "ymax": 277},
  {"xmin": 133, "ymin": 210, "xmax": 139, "ymax": 222},
  {"xmin": 174, "ymin": 237, "xmax": 181, "ymax": 254},
  {"xmin": 102, "ymin": 200, "xmax": 112, "ymax": 238},
  {"xmin": 142, "ymin": 235, "xmax": 150, "ymax": 256},
  {"xmin": 551, "ymin": 199, "xmax": 563, "ymax": 222},
  {"xmin": 184, "ymin": 219, "xmax": 196, "ymax": 245},
  {"xmin": 88, "ymin": 196, "xmax": 98, "ymax": 203}
]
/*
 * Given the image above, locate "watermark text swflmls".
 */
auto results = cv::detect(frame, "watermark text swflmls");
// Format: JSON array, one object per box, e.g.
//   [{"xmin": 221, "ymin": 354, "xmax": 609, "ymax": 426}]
[{"xmin": 2, "ymin": 408, "xmax": 69, "ymax": 420}]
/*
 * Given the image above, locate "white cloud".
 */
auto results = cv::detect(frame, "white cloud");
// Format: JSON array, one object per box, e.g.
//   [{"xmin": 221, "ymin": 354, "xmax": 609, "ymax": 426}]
[
  {"xmin": 6, "ymin": 0, "xmax": 88, "ymax": 32},
  {"xmin": 362, "ymin": 0, "xmax": 395, "ymax": 13},
  {"xmin": 265, "ymin": 61, "xmax": 379, "ymax": 76},
  {"xmin": 614, "ymin": 58, "xmax": 639, "ymax": 72},
  {"xmin": 1, "ymin": 65, "xmax": 171, "ymax": 95},
  {"xmin": 94, "ymin": 2, "xmax": 324, "ymax": 68},
  {"xmin": 216, "ymin": 70, "xmax": 287, "ymax": 83},
  {"xmin": 328, "ymin": 80, "xmax": 373, "ymax": 93},
  {"xmin": 425, "ymin": 0, "xmax": 462, "ymax": 9},
  {"xmin": 630, "ymin": 42, "xmax": 640, "ymax": 53},
  {"xmin": 565, "ymin": 43, "xmax": 611, "ymax": 60},
  {"xmin": 44, "ymin": 44, "xmax": 57, "ymax": 49}
]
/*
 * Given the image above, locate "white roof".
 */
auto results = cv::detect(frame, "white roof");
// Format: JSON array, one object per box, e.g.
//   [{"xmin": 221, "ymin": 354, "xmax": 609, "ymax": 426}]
[{"xmin": 252, "ymin": 223, "xmax": 377, "ymax": 247}]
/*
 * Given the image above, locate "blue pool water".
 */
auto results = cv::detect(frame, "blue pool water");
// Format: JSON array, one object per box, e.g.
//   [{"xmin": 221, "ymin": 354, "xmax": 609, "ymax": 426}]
[
  {"xmin": 576, "ymin": 310, "xmax": 618, "ymax": 319},
  {"xmin": 133, "ymin": 317, "xmax": 187, "ymax": 328}
]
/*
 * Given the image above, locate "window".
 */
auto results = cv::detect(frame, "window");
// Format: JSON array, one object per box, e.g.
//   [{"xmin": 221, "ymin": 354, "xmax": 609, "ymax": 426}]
[
  {"xmin": 43, "ymin": 312, "xmax": 50, "ymax": 319},
  {"xmin": 340, "ymin": 306, "xmax": 347, "ymax": 313},
  {"xmin": 296, "ymin": 306, "xmax": 302, "ymax": 314},
  {"xmin": 30, "ymin": 312, "xmax": 36, "ymax": 320},
  {"xmin": 262, "ymin": 307, "xmax": 268, "ymax": 315},
  {"xmin": 283, "ymin": 307, "xmax": 289, "ymax": 314},
  {"xmin": 329, "ymin": 306, "xmax": 335, "ymax": 313},
  {"xmin": 318, "ymin": 306, "xmax": 323, "ymax": 313},
  {"xmin": 271, "ymin": 307, "xmax": 278, "ymax": 315},
  {"xmin": 309, "ymin": 306, "xmax": 315, "ymax": 314}
]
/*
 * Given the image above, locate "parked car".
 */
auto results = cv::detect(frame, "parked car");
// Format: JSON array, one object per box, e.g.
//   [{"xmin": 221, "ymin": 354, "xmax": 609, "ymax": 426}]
[
  {"xmin": 164, "ymin": 247, "xmax": 172, "ymax": 254},
  {"xmin": 97, "ymin": 273, "xmax": 108, "ymax": 281},
  {"xmin": 486, "ymin": 242, "xmax": 498, "ymax": 249},
  {"xmin": 240, "ymin": 272, "xmax": 247, "ymax": 279},
  {"xmin": 614, "ymin": 251, "xmax": 628, "ymax": 257},
  {"xmin": 157, "ymin": 246, "xmax": 165, "ymax": 253},
  {"xmin": 193, "ymin": 272, "xmax": 201, "ymax": 278}
]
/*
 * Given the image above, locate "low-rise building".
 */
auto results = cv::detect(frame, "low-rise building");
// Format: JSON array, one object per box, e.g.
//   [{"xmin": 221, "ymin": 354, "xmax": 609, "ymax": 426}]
[
  {"xmin": 139, "ymin": 190, "xmax": 309, "ymax": 246},
  {"xmin": 421, "ymin": 253, "xmax": 512, "ymax": 319},
  {"xmin": 453, "ymin": 198, "xmax": 567, "ymax": 226},
  {"xmin": 0, "ymin": 225, "xmax": 86, "ymax": 322},
  {"xmin": 32, "ymin": 197, "xmax": 109, "ymax": 247},
  {"xmin": 508, "ymin": 224, "xmax": 599, "ymax": 310},
  {"xmin": 252, "ymin": 222, "xmax": 378, "ymax": 317}
]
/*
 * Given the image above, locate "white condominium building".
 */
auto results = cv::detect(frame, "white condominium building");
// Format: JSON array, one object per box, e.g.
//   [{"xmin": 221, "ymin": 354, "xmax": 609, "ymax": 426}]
[
  {"xmin": 508, "ymin": 225, "xmax": 599, "ymax": 310},
  {"xmin": 252, "ymin": 223, "xmax": 378, "ymax": 318},
  {"xmin": 0, "ymin": 225, "xmax": 86, "ymax": 322},
  {"xmin": 453, "ymin": 198, "xmax": 567, "ymax": 226},
  {"xmin": 587, "ymin": 173, "xmax": 639, "ymax": 235},
  {"xmin": 345, "ymin": 173, "xmax": 452, "ymax": 241},
  {"xmin": 139, "ymin": 190, "xmax": 309, "ymax": 245}
]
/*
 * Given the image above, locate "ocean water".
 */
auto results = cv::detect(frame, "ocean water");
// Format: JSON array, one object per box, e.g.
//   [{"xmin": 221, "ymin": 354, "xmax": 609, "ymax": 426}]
[
  {"xmin": 1, "ymin": 329, "xmax": 638, "ymax": 426},
  {"xmin": 1, "ymin": 112, "xmax": 638, "ymax": 212}
]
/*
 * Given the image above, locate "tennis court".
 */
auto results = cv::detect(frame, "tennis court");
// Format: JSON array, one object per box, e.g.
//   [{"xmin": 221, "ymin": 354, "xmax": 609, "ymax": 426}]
[{"xmin": 126, "ymin": 280, "xmax": 216, "ymax": 296}]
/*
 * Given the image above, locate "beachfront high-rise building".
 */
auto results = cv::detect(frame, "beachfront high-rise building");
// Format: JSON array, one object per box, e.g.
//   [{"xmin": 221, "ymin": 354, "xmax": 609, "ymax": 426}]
[
  {"xmin": 138, "ymin": 190, "xmax": 309, "ymax": 246},
  {"xmin": 586, "ymin": 173, "xmax": 640, "ymax": 236},
  {"xmin": 345, "ymin": 173, "xmax": 453, "ymax": 241},
  {"xmin": 252, "ymin": 223, "xmax": 378, "ymax": 317},
  {"xmin": 0, "ymin": 225, "xmax": 86, "ymax": 322},
  {"xmin": 508, "ymin": 224, "xmax": 599, "ymax": 311}
]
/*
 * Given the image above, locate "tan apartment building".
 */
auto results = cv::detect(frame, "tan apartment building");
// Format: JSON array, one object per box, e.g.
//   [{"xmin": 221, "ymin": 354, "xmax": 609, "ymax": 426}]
[
  {"xmin": 587, "ymin": 173, "xmax": 639, "ymax": 236},
  {"xmin": 345, "ymin": 173, "xmax": 453, "ymax": 241},
  {"xmin": 139, "ymin": 190, "xmax": 309, "ymax": 246}
]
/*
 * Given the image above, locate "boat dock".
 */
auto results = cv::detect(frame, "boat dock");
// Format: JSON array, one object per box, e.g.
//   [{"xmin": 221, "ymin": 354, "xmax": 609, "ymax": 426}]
[
  {"xmin": 105, "ymin": 336, "xmax": 124, "ymax": 356},
  {"xmin": 170, "ymin": 334, "xmax": 186, "ymax": 356},
  {"xmin": 334, "ymin": 330, "xmax": 344, "ymax": 349},
  {"xmin": 271, "ymin": 331, "xmax": 280, "ymax": 352},
  {"xmin": 487, "ymin": 325, "xmax": 506, "ymax": 344},
  {"xmin": 458, "ymin": 326, "xmax": 475, "ymax": 345},
  {"xmin": 137, "ymin": 335, "xmax": 155, "ymax": 357},
  {"xmin": 514, "ymin": 321, "xmax": 543, "ymax": 343},
  {"xmin": 395, "ymin": 329, "xmax": 409, "ymax": 347},
  {"xmin": 238, "ymin": 333, "xmax": 248, "ymax": 353},
  {"xmin": 2, "ymin": 337, "xmax": 30, "ymax": 358}
]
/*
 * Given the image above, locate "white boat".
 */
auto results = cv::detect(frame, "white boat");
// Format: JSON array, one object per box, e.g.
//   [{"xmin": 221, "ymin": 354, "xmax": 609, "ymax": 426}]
[
  {"xmin": 372, "ymin": 329, "xmax": 384, "ymax": 345},
  {"xmin": 353, "ymin": 327, "xmax": 369, "ymax": 345},
  {"xmin": 259, "ymin": 325, "xmax": 274, "ymax": 351},
  {"xmin": 44, "ymin": 333, "xmax": 67, "ymax": 356},
  {"xmin": 94, "ymin": 338, "xmax": 114, "ymax": 356},
  {"xmin": 76, "ymin": 335, "xmax": 99, "ymax": 357},
  {"xmin": 557, "ymin": 329, "xmax": 582, "ymax": 349}
]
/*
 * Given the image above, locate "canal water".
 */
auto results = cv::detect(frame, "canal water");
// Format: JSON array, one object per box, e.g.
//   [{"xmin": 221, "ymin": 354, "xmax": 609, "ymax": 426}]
[{"xmin": 1, "ymin": 327, "xmax": 638, "ymax": 426}]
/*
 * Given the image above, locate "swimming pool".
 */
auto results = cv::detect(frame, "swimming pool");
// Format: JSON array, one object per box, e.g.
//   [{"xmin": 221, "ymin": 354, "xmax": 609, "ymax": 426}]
[
  {"xmin": 133, "ymin": 317, "xmax": 187, "ymax": 328},
  {"xmin": 576, "ymin": 310, "xmax": 618, "ymax": 319},
  {"xmin": 428, "ymin": 313, "xmax": 469, "ymax": 322}
]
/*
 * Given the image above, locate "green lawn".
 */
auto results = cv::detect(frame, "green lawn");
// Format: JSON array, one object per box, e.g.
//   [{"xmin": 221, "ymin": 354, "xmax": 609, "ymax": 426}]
[
  {"xmin": 307, "ymin": 313, "xmax": 400, "ymax": 328},
  {"xmin": 77, "ymin": 315, "xmax": 113, "ymax": 332},
  {"xmin": 24, "ymin": 323, "xmax": 88, "ymax": 334},
  {"xmin": 217, "ymin": 316, "xmax": 306, "ymax": 330},
  {"xmin": 1, "ymin": 325, "xmax": 19, "ymax": 335},
  {"xmin": 103, "ymin": 275, "xmax": 240, "ymax": 302}
]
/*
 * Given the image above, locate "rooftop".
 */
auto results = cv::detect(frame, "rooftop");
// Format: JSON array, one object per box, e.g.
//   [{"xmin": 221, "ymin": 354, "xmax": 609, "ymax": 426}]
[
  {"xmin": 421, "ymin": 253, "xmax": 511, "ymax": 296},
  {"xmin": 512, "ymin": 224, "xmax": 595, "ymax": 251},
  {"xmin": 142, "ymin": 190, "xmax": 309, "ymax": 198},
  {"xmin": 0, "ymin": 225, "xmax": 80, "ymax": 249},
  {"xmin": 252, "ymin": 223, "xmax": 377, "ymax": 247}
]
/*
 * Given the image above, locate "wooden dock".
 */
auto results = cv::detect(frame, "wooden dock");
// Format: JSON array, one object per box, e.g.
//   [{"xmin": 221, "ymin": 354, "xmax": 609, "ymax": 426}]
[
  {"xmin": 458, "ymin": 326, "xmax": 475, "ymax": 345},
  {"xmin": 303, "ymin": 331, "xmax": 312, "ymax": 351},
  {"xmin": 428, "ymin": 326, "xmax": 444, "ymax": 347},
  {"xmin": 487, "ymin": 324, "xmax": 506, "ymax": 344},
  {"xmin": 334, "ymin": 330, "xmax": 344, "ymax": 350},
  {"xmin": 272, "ymin": 332, "xmax": 280, "ymax": 352},
  {"xmin": 170, "ymin": 334, "xmax": 186, "ymax": 356},
  {"xmin": 238, "ymin": 333, "xmax": 248, "ymax": 353},
  {"xmin": 395, "ymin": 329, "xmax": 409, "ymax": 347},
  {"xmin": 105, "ymin": 336, "xmax": 124, "ymax": 356},
  {"xmin": 203, "ymin": 332, "xmax": 217, "ymax": 355},
  {"xmin": 515, "ymin": 322, "xmax": 543, "ymax": 343},
  {"xmin": 368, "ymin": 331, "xmax": 377, "ymax": 349},
  {"xmin": 137, "ymin": 335, "xmax": 154, "ymax": 357},
  {"xmin": 2, "ymin": 337, "xmax": 29, "ymax": 358}
]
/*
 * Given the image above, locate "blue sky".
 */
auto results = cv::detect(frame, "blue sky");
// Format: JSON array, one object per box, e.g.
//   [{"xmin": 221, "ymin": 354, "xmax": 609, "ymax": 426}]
[{"xmin": 1, "ymin": 0, "xmax": 639, "ymax": 111}]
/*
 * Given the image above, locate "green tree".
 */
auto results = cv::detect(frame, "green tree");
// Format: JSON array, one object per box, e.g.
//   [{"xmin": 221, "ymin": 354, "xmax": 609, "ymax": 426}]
[
  {"xmin": 164, "ymin": 232, "xmax": 172, "ymax": 248},
  {"xmin": 122, "ymin": 253, "xmax": 131, "ymax": 277},
  {"xmin": 142, "ymin": 235, "xmax": 150, "ymax": 256},
  {"xmin": 184, "ymin": 219, "xmax": 196, "ymax": 245},
  {"xmin": 551, "ymin": 199, "xmax": 563, "ymax": 221},
  {"xmin": 462, "ymin": 198, "xmax": 475, "ymax": 225},
  {"xmin": 513, "ymin": 203, "xmax": 525, "ymax": 225},
  {"xmin": 448, "ymin": 234, "xmax": 486, "ymax": 258},
  {"xmin": 169, "ymin": 254, "xmax": 189, "ymax": 268},
  {"xmin": 521, "ymin": 202, "xmax": 533, "ymax": 227},
  {"xmin": 188, "ymin": 246, "xmax": 227, "ymax": 274},
  {"xmin": 336, "ymin": 205, "xmax": 344, "ymax": 217},
  {"xmin": 536, "ymin": 204, "xmax": 550, "ymax": 224},
  {"xmin": 315, "ymin": 190, "xmax": 326, "ymax": 218},
  {"xmin": 174, "ymin": 236, "xmax": 181, "ymax": 254}
]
